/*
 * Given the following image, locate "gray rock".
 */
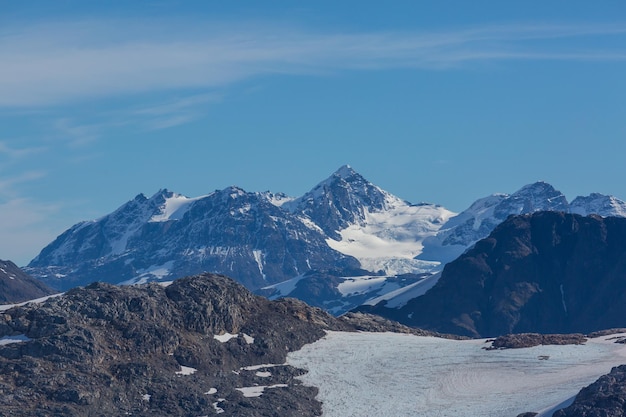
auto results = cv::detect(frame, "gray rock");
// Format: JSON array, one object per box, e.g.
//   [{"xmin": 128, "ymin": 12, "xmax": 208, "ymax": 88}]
[
  {"xmin": 0, "ymin": 272, "xmax": 415, "ymax": 416},
  {"xmin": 553, "ymin": 365, "xmax": 626, "ymax": 417}
]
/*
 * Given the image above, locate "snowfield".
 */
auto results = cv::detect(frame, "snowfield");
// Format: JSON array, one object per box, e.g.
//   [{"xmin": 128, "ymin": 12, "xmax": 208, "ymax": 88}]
[
  {"xmin": 325, "ymin": 200, "xmax": 455, "ymax": 275},
  {"xmin": 287, "ymin": 331, "xmax": 626, "ymax": 417}
]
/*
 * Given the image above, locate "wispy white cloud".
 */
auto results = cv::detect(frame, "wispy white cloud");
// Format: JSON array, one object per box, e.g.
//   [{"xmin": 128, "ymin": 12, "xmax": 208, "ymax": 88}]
[
  {"xmin": 131, "ymin": 94, "xmax": 221, "ymax": 130},
  {"xmin": 53, "ymin": 119, "xmax": 101, "ymax": 148},
  {"xmin": 1, "ymin": 19, "xmax": 625, "ymax": 107},
  {"xmin": 0, "ymin": 142, "xmax": 47, "ymax": 159},
  {"xmin": 0, "ymin": 171, "xmax": 47, "ymax": 197},
  {"xmin": 133, "ymin": 94, "xmax": 220, "ymax": 116}
]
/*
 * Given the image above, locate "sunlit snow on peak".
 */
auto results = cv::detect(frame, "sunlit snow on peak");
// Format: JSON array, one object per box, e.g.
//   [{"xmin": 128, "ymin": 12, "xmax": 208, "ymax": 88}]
[
  {"xmin": 326, "ymin": 202, "xmax": 456, "ymax": 274},
  {"xmin": 570, "ymin": 193, "xmax": 626, "ymax": 217},
  {"xmin": 150, "ymin": 194, "xmax": 207, "ymax": 222},
  {"xmin": 260, "ymin": 191, "xmax": 295, "ymax": 207}
]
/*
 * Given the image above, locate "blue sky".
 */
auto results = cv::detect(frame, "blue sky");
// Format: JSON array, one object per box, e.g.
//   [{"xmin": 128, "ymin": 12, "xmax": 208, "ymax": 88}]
[{"xmin": 2, "ymin": 1, "xmax": 626, "ymax": 265}]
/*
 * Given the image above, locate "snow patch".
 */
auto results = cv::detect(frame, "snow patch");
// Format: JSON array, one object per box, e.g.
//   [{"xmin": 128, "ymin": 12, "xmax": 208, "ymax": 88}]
[
  {"xmin": 214, "ymin": 333, "xmax": 238, "ymax": 343},
  {"xmin": 252, "ymin": 250, "xmax": 266, "ymax": 281},
  {"xmin": 256, "ymin": 371, "xmax": 272, "ymax": 378},
  {"xmin": 242, "ymin": 333, "xmax": 255, "ymax": 344},
  {"xmin": 263, "ymin": 192, "xmax": 295, "ymax": 207},
  {"xmin": 0, "ymin": 334, "xmax": 31, "ymax": 345},
  {"xmin": 0, "ymin": 293, "xmax": 63, "ymax": 312},
  {"xmin": 212, "ymin": 399, "xmax": 225, "ymax": 414},
  {"xmin": 175, "ymin": 366, "xmax": 197, "ymax": 376},
  {"xmin": 236, "ymin": 384, "xmax": 288, "ymax": 398},
  {"xmin": 150, "ymin": 193, "xmax": 205, "ymax": 222},
  {"xmin": 205, "ymin": 388, "xmax": 218, "ymax": 395},
  {"xmin": 261, "ymin": 275, "xmax": 306, "ymax": 299},
  {"xmin": 119, "ymin": 261, "xmax": 174, "ymax": 285},
  {"xmin": 364, "ymin": 272, "xmax": 442, "ymax": 308},
  {"xmin": 337, "ymin": 276, "xmax": 390, "ymax": 297},
  {"xmin": 240, "ymin": 364, "xmax": 283, "ymax": 371}
]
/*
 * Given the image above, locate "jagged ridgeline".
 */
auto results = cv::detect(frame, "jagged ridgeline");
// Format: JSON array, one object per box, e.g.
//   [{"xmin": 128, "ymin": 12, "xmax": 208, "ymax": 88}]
[{"xmin": 24, "ymin": 166, "xmax": 626, "ymax": 316}]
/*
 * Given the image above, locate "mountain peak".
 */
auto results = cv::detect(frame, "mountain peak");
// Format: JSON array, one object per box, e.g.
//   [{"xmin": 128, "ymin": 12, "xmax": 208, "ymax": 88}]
[
  {"xmin": 315, "ymin": 165, "xmax": 363, "ymax": 190},
  {"xmin": 220, "ymin": 185, "xmax": 247, "ymax": 198},
  {"xmin": 505, "ymin": 181, "xmax": 568, "ymax": 214},
  {"xmin": 570, "ymin": 192, "xmax": 626, "ymax": 217},
  {"xmin": 513, "ymin": 181, "xmax": 559, "ymax": 195},
  {"xmin": 333, "ymin": 164, "xmax": 357, "ymax": 179}
]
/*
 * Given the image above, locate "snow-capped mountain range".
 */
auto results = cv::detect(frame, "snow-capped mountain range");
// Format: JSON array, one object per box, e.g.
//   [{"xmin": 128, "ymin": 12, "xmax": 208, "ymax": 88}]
[{"xmin": 25, "ymin": 165, "xmax": 626, "ymax": 314}]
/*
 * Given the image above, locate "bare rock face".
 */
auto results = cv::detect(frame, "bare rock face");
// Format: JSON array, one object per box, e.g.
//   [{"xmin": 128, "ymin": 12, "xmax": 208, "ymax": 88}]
[
  {"xmin": 27, "ymin": 188, "xmax": 359, "ymax": 292},
  {"xmin": 0, "ymin": 259, "xmax": 54, "ymax": 303},
  {"xmin": 364, "ymin": 212, "xmax": 626, "ymax": 338},
  {"xmin": 552, "ymin": 365, "xmax": 626, "ymax": 417},
  {"xmin": 0, "ymin": 273, "xmax": 365, "ymax": 416}
]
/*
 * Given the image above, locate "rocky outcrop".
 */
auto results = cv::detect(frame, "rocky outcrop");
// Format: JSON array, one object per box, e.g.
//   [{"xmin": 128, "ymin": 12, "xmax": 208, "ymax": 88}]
[
  {"xmin": 552, "ymin": 365, "xmax": 626, "ymax": 417},
  {"xmin": 340, "ymin": 312, "xmax": 467, "ymax": 339},
  {"xmin": 363, "ymin": 212, "xmax": 626, "ymax": 338},
  {"xmin": 0, "ymin": 259, "xmax": 54, "ymax": 303},
  {"xmin": 0, "ymin": 273, "xmax": 381, "ymax": 416},
  {"xmin": 486, "ymin": 333, "xmax": 586, "ymax": 349}
]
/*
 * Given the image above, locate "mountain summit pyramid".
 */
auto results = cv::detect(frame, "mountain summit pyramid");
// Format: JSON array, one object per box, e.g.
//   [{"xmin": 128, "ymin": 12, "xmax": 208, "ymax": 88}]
[{"xmin": 284, "ymin": 165, "xmax": 405, "ymax": 239}]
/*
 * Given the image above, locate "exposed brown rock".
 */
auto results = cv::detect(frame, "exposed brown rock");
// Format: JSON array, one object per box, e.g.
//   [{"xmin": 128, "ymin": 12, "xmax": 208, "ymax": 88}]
[{"xmin": 0, "ymin": 274, "xmax": 340, "ymax": 416}]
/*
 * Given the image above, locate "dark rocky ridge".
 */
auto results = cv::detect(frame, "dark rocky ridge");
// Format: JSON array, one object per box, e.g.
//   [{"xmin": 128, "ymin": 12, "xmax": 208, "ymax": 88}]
[
  {"xmin": 552, "ymin": 365, "xmax": 626, "ymax": 416},
  {"xmin": 0, "ymin": 259, "xmax": 54, "ymax": 303},
  {"xmin": 486, "ymin": 333, "xmax": 587, "ymax": 349},
  {"xmin": 363, "ymin": 212, "xmax": 626, "ymax": 338},
  {"xmin": 0, "ymin": 273, "xmax": 370, "ymax": 416}
]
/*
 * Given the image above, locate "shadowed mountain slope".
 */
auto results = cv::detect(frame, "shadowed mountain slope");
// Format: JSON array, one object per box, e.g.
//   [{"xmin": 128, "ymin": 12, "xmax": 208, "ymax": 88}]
[
  {"xmin": 364, "ymin": 212, "xmax": 626, "ymax": 338},
  {"xmin": 0, "ymin": 259, "xmax": 54, "ymax": 303}
]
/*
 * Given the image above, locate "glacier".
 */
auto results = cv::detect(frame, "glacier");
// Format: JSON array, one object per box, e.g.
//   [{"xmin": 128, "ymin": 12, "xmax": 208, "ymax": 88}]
[{"xmin": 287, "ymin": 331, "xmax": 626, "ymax": 417}]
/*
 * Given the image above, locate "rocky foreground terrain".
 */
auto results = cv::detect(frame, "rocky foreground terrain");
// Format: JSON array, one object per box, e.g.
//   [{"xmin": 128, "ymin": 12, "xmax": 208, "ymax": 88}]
[
  {"xmin": 1, "ymin": 270, "xmax": 626, "ymax": 416},
  {"xmin": 515, "ymin": 363, "xmax": 626, "ymax": 417},
  {"xmin": 553, "ymin": 365, "xmax": 626, "ymax": 417},
  {"xmin": 0, "ymin": 273, "xmax": 438, "ymax": 417}
]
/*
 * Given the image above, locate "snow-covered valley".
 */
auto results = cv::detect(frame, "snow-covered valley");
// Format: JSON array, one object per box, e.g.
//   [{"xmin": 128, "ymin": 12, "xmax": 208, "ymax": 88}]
[{"xmin": 287, "ymin": 331, "xmax": 626, "ymax": 417}]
